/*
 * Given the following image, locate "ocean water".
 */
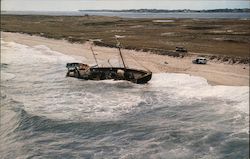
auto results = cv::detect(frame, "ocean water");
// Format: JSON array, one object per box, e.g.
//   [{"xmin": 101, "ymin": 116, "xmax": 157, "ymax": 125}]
[
  {"xmin": 2, "ymin": 11, "xmax": 250, "ymax": 19},
  {"xmin": 0, "ymin": 40, "xmax": 249, "ymax": 159}
]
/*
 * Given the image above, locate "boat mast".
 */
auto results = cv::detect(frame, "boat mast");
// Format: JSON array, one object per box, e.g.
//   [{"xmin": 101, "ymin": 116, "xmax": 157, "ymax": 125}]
[
  {"xmin": 118, "ymin": 47, "xmax": 126, "ymax": 69},
  {"xmin": 115, "ymin": 36, "xmax": 126, "ymax": 69},
  {"xmin": 90, "ymin": 46, "xmax": 99, "ymax": 67}
]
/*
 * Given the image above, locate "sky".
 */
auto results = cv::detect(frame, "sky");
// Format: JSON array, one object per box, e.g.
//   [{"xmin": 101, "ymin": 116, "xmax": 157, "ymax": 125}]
[{"xmin": 2, "ymin": 0, "xmax": 250, "ymax": 11}]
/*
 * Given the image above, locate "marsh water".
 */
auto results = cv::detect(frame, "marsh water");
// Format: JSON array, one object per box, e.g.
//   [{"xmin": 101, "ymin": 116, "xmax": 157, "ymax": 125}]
[
  {"xmin": 0, "ymin": 40, "xmax": 249, "ymax": 158},
  {"xmin": 2, "ymin": 11, "xmax": 250, "ymax": 19}
]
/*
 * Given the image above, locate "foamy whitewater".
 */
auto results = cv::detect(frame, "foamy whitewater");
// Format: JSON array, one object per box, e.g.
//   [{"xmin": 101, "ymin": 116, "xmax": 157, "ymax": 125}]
[{"xmin": 1, "ymin": 40, "xmax": 249, "ymax": 158}]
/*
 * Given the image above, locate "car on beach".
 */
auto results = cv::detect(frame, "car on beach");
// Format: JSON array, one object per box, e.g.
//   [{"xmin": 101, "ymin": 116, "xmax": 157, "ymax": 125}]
[
  {"xmin": 192, "ymin": 57, "xmax": 207, "ymax": 64},
  {"xmin": 175, "ymin": 46, "xmax": 187, "ymax": 53}
]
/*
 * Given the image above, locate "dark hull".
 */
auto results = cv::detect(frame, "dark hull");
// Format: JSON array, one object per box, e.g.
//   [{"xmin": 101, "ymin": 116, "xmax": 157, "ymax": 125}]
[{"xmin": 66, "ymin": 63, "xmax": 152, "ymax": 84}]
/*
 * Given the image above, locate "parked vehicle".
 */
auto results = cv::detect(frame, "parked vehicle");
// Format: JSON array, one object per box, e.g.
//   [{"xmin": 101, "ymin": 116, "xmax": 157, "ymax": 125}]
[
  {"xmin": 192, "ymin": 57, "xmax": 207, "ymax": 64},
  {"xmin": 176, "ymin": 47, "xmax": 187, "ymax": 53}
]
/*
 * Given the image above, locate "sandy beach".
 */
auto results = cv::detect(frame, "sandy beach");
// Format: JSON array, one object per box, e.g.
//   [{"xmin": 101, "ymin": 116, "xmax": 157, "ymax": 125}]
[{"xmin": 2, "ymin": 32, "xmax": 249, "ymax": 86}]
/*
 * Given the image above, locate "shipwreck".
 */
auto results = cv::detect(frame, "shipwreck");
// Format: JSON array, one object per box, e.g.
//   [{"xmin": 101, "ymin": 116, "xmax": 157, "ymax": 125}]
[{"xmin": 66, "ymin": 38, "xmax": 152, "ymax": 84}]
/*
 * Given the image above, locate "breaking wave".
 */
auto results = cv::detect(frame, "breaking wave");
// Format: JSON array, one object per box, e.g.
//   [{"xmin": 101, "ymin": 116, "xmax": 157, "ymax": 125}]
[{"xmin": 1, "ymin": 40, "xmax": 249, "ymax": 158}]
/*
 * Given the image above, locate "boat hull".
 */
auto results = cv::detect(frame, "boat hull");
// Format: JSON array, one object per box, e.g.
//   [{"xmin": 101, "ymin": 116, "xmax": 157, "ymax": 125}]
[{"xmin": 66, "ymin": 63, "xmax": 152, "ymax": 84}]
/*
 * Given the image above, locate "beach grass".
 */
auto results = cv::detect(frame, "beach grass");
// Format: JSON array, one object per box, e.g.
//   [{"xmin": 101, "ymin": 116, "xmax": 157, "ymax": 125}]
[{"xmin": 1, "ymin": 15, "xmax": 250, "ymax": 57}]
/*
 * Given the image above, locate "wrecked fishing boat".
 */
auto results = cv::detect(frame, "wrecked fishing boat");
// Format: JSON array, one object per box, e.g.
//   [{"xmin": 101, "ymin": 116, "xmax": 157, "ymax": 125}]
[{"xmin": 66, "ymin": 39, "xmax": 152, "ymax": 84}]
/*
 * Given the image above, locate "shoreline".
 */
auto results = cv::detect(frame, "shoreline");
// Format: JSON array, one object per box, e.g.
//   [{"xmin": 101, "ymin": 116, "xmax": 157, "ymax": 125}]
[{"xmin": 1, "ymin": 32, "xmax": 249, "ymax": 86}]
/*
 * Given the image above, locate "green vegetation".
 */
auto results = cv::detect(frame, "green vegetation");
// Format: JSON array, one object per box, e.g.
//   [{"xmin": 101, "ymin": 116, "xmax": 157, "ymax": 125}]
[{"xmin": 1, "ymin": 15, "xmax": 250, "ymax": 57}]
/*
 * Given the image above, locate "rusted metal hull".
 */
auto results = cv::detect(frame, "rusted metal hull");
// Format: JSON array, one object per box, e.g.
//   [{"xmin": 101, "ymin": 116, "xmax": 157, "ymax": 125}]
[{"xmin": 66, "ymin": 63, "xmax": 152, "ymax": 84}]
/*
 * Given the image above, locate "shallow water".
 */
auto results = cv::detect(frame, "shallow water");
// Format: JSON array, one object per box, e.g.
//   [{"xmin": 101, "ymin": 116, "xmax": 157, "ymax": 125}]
[
  {"xmin": 0, "ymin": 40, "xmax": 249, "ymax": 158},
  {"xmin": 2, "ymin": 11, "xmax": 250, "ymax": 19}
]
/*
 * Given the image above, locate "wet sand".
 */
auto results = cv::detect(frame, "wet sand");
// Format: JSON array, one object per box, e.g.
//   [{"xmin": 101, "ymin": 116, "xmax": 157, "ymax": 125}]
[{"xmin": 2, "ymin": 32, "xmax": 249, "ymax": 86}]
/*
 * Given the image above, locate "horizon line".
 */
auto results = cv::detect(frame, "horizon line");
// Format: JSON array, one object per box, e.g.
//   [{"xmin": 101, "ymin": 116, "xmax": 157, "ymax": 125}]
[{"xmin": 2, "ymin": 8, "xmax": 250, "ymax": 12}]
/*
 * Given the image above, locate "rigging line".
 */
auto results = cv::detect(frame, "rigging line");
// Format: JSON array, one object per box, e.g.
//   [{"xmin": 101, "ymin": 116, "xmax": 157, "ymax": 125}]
[
  {"xmin": 115, "ymin": 36, "xmax": 127, "ymax": 69},
  {"xmin": 126, "ymin": 52, "xmax": 151, "ymax": 72},
  {"xmin": 90, "ymin": 46, "xmax": 99, "ymax": 67},
  {"xmin": 108, "ymin": 59, "xmax": 113, "ymax": 67},
  {"xmin": 118, "ymin": 55, "xmax": 122, "ymax": 68}
]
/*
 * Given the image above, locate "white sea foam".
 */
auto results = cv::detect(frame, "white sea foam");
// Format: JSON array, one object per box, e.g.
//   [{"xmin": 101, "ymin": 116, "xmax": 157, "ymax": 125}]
[
  {"xmin": 149, "ymin": 73, "xmax": 249, "ymax": 114},
  {"xmin": 1, "ymin": 40, "xmax": 249, "ymax": 123},
  {"xmin": 1, "ymin": 41, "xmax": 77, "ymax": 66},
  {"xmin": 0, "ymin": 72, "xmax": 16, "ymax": 81},
  {"xmin": 1, "ymin": 41, "xmax": 143, "ymax": 121}
]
